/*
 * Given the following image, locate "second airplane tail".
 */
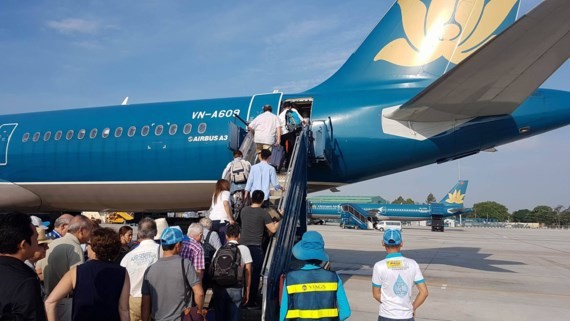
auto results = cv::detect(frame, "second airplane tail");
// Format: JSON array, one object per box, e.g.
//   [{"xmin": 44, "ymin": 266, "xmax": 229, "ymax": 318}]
[{"xmin": 440, "ymin": 180, "xmax": 468, "ymax": 205}]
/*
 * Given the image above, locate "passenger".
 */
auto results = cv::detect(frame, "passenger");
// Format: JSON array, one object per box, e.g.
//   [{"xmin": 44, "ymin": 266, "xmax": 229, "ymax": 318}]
[
  {"xmin": 114, "ymin": 225, "xmax": 133, "ymax": 263},
  {"xmin": 199, "ymin": 217, "xmax": 221, "ymax": 295},
  {"xmin": 210, "ymin": 224, "xmax": 252, "ymax": 321},
  {"xmin": 141, "ymin": 227, "xmax": 206, "ymax": 321},
  {"xmin": 181, "ymin": 223, "xmax": 205, "ymax": 280},
  {"xmin": 0, "ymin": 213, "xmax": 47, "ymax": 321},
  {"xmin": 372, "ymin": 229, "xmax": 428, "ymax": 321},
  {"xmin": 43, "ymin": 215, "xmax": 93, "ymax": 321},
  {"xmin": 45, "ymin": 228, "xmax": 130, "ymax": 321},
  {"xmin": 247, "ymin": 104, "xmax": 281, "ymax": 155},
  {"xmin": 209, "ymin": 179, "xmax": 235, "ymax": 244},
  {"xmin": 278, "ymin": 102, "xmax": 306, "ymax": 172},
  {"xmin": 26, "ymin": 227, "xmax": 52, "ymax": 283},
  {"xmin": 279, "ymin": 231, "xmax": 351, "ymax": 321},
  {"xmin": 244, "ymin": 149, "xmax": 283, "ymax": 207},
  {"xmin": 46, "ymin": 214, "xmax": 74, "ymax": 239},
  {"xmin": 221, "ymin": 150, "xmax": 252, "ymax": 217},
  {"xmin": 120, "ymin": 217, "xmax": 160, "ymax": 321},
  {"xmin": 239, "ymin": 190, "xmax": 279, "ymax": 308},
  {"xmin": 221, "ymin": 150, "xmax": 252, "ymax": 194}
]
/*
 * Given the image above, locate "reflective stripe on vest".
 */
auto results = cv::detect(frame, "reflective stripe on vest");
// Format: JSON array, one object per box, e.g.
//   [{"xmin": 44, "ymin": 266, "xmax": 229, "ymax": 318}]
[
  {"xmin": 285, "ymin": 308, "xmax": 339, "ymax": 319},
  {"xmin": 287, "ymin": 282, "xmax": 338, "ymax": 294}
]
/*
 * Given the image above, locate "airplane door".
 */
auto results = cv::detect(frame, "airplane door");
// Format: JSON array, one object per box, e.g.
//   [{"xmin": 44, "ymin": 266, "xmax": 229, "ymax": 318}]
[
  {"xmin": 0, "ymin": 123, "xmax": 18, "ymax": 166},
  {"xmin": 246, "ymin": 92, "xmax": 283, "ymax": 121}
]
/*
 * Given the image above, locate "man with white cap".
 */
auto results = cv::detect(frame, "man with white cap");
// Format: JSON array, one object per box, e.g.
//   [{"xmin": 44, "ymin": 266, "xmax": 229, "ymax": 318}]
[
  {"xmin": 372, "ymin": 229, "xmax": 428, "ymax": 321},
  {"xmin": 279, "ymin": 231, "xmax": 351, "ymax": 321}
]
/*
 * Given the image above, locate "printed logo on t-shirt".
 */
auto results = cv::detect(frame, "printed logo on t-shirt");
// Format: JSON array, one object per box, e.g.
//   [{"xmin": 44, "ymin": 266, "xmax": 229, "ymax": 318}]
[
  {"xmin": 386, "ymin": 259, "xmax": 408, "ymax": 270},
  {"xmin": 393, "ymin": 275, "xmax": 409, "ymax": 297}
]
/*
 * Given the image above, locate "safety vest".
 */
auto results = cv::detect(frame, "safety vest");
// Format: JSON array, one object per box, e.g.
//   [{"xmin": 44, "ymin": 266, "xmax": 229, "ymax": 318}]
[{"xmin": 285, "ymin": 267, "xmax": 339, "ymax": 320}]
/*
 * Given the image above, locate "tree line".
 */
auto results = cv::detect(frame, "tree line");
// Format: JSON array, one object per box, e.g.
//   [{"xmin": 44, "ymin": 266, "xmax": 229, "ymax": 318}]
[{"xmin": 389, "ymin": 195, "xmax": 570, "ymax": 226}]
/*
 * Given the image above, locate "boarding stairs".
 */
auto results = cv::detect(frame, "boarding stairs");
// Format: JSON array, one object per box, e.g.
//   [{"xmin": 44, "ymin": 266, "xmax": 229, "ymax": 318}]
[
  {"xmin": 230, "ymin": 114, "xmax": 308, "ymax": 321},
  {"xmin": 339, "ymin": 203, "xmax": 374, "ymax": 230}
]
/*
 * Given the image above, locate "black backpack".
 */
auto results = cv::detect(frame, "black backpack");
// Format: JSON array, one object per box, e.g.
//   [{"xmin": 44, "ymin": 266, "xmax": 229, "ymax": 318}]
[
  {"xmin": 202, "ymin": 231, "xmax": 217, "ymax": 266},
  {"xmin": 209, "ymin": 243, "xmax": 242, "ymax": 287}
]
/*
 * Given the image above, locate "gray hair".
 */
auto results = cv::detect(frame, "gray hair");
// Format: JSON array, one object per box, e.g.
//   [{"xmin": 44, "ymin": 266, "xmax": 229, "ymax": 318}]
[
  {"xmin": 67, "ymin": 215, "xmax": 93, "ymax": 234},
  {"xmin": 199, "ymin": 217, "xmax": 212, "ymax": 230},
  {"xmin": 138, "ymin": 217, "xmax": 157, "ymax": 240},
  {"xmin": 54, "ymin": 214, "xmax": 73, "ymax": 228},
  {"xmin": 187, "ymin": 223, "xmax": 203, "ymax": 237}
]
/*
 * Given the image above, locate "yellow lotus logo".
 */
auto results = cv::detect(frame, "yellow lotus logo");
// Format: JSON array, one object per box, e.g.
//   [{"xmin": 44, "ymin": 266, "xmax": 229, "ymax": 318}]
[
  {"xmin": 374, "ymin": 0, "xmax": 518, "ymax": 67},
  {"xmin": 446, "ymin": 190, "xmax": 465, "ymax": 204}
]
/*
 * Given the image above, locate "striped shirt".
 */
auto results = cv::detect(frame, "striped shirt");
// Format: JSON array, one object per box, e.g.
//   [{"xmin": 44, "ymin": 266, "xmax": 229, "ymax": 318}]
[{"xmin": 180, "ymin": 238, "xmax": 205, "ymax": 271}]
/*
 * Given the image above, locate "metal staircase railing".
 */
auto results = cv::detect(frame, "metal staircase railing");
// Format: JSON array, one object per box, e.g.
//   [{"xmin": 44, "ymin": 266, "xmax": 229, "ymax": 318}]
[
  {"xmin": 340, "ymin": 203, "xmax": 371, "ymax": 229},
  {"xmin": 260, "ymin": 127, "xmax": 308, "ymax": 321}
]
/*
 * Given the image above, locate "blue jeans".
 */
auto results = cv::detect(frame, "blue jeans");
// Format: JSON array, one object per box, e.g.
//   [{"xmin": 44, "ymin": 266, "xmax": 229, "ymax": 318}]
[
  {"xmin": 212, "ymin": 286, "xmax": 242, "ymax": 321},
  {"xmin": 246, "ymin": 245, "xmax": 263, "ymax": 306},
  {"xmin": 211, "ymin": 220, "xmax": 229, "ymax": 245}
]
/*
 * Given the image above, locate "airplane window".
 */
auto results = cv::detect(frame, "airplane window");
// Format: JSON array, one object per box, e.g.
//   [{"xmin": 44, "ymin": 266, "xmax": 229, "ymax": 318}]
[
  {"xmin": 197, "ymin": 123, "xmax": 207, "ymax": 134},
  {"xmin": 141, "ymin": 126, "xmax": 150, "ymax": 137},
  {"xmin": 183, "ymin": 123, "xmax": 192, "ymax": 135},
  {"xmin": 33, "ymin": 132, "xmax": 40, "ymax": 142},
  {"xmin": 43, "ymin": 132, "xmax": 51, "ymax": 141},
  {"xmin": 169, "ymin": 124, "xmax": 178, "ymax": 135},
  {"xmin": 128, "ymin": 126, "xmax": 136, "ymax": 137},
  {"xmin": 115, "ymin": 127, "xmax": 123, "ymax": 138},
  {"xmin": 90, "ymin": 128, "xmax": 98, "ymax": 139},
  {"xmin": 102, "ymin": 128, "xmax": 110, "ymax": 138},
  {"xmin": 66, "ymin": 130, "xmax": 74, "ymax": 140},
  {"xmin": 55, "ymin": 131, "xmax": 63, "ymax": 141},
  {"xmin": 155, "ymin": 125, "xmax": 164, "ymax": 136},
  {"xmin": 22, "ymin": 133, "xmax": 30, "ymax": 143},
  {"xmin": 78, "ymin": 129, "xmax": 86, "ymax": 140}
]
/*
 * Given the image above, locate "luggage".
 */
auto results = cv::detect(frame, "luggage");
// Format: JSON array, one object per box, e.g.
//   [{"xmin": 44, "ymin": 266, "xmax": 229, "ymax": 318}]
[
  {"xmin": 209, "ymin": 243, "xmax": 243, "ymax": 287},
  {"xmin": 269, "ymin": 145, "xmax": 284, "ymax": 168}
]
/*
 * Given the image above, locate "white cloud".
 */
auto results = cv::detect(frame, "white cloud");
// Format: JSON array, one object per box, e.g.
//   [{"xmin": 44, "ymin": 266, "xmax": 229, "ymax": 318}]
[{"xmin": 46, "ymin": 18, "xmax": 100, "ymax": 35}]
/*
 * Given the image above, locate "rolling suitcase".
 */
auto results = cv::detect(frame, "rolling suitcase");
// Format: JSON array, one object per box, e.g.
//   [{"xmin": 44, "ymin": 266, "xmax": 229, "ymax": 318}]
[{"xmin": 269, "ymin": 145, "xmax": 284, "ymax": 168}]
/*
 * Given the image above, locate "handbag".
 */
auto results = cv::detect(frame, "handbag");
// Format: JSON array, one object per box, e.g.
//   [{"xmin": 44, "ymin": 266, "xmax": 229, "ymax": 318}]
[{"xmin": 181, "ymin": 259, "xmax": 204, "ymax": 321}]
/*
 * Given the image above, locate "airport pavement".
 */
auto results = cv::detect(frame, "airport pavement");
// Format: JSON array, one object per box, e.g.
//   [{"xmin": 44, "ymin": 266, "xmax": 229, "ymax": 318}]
[{"xmin": 312, "ymin": 225, "xmax": 570, "ymax": 321}]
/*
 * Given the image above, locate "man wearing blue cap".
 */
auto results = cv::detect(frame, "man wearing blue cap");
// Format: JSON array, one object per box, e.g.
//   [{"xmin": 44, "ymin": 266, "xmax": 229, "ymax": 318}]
[
  {"xmin": 372, "ymin": 229, "xmax": 428, "ymax": 321},
  {"xmin": 279, "ymin": 231, "xmax": 351, "ymax": 321},
  {"xmin": 141, "ymin": 227, "xmax": 206, "ymax": 321}
]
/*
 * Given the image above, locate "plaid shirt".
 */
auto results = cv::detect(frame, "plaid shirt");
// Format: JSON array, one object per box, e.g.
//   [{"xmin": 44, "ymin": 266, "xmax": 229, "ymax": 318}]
[{"xmin": 180, "ymin": 237, "xmax": 205, "ymax": 271}]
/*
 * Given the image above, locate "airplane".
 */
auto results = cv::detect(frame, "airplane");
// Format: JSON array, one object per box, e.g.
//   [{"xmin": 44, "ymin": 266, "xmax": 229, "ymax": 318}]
[
  {"xmin": 308, "ymin": 181, "xmax": 472, "ymax": 231},
  {"xmin": 0, "ymin": 0, "xmax": 569, "ymax": 214}
]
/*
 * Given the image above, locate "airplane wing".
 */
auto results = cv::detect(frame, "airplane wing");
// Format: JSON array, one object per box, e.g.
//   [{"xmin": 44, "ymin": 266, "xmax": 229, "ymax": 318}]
[{"xmin": 385, "ymin": 0, "xmax": 570, "ymax": 122}]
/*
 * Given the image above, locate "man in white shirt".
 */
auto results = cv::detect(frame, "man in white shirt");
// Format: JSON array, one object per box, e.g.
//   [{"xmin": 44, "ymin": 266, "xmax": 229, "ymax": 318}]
[
  {"xmin": 372, "ymin": 229, "xmax": 428, "ymax": 321},
  {"xmin": 121, "ymin": 218, "xmax": 160, "ymax": 321},
  {"xmin": 248, "ymin": 104, "xmax": 281, "ymax": 154}
]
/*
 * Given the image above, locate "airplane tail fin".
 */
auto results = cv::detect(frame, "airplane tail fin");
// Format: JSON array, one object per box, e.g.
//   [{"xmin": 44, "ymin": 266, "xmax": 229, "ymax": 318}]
[
  {"xmin": 307, "ymin": 0, "xmax": 520, "ymax": 93},
  {"xmin": 440, "ymin": 180, "xmax": 468, "ymax": 205}
]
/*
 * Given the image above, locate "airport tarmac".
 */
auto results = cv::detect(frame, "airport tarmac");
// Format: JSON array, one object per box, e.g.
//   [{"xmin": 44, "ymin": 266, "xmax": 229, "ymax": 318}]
[{"xmin": 312, "ymin": 224, "xmax": 570, "ymax": 321}]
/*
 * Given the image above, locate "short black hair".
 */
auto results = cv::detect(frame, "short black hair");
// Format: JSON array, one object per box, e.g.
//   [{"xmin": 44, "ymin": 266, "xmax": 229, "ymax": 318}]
[
  {"xmin": 0, "ymin": 213, "xmax": 34, "ymax": 254},
  {"xmin": 233, "ymin": 150, "xmax": 243, "ymax": 157},
  {"xmin": 252, "ymin": 190, "xmax": 265, "ymax": 204},
  {"xmin": 226, "ymin": 224, "xmax": 241, "ymax": 238},
  {"xmin": 260, "ymin": 149, "xmax": 271, "ymax": 160},
  {"xmin": 162, "ymin": 243, "xmax": 176, "ymax": 251}
]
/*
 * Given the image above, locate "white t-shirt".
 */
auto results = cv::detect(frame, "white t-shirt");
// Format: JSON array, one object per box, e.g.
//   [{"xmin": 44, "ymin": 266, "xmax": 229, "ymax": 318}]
[
  {"xmin": 120, "ymin": 239, "xmax": 160, "ymax": 297},
  {"xmin": 249, "ymin": 111, "xmax": 280, "ymax": 145},
  {"xmin": 209, "ymin": 191, "xmax": 231, "ymax": 221},
  {"xmin": 372, "ymin": 253, "xmax": 425, "ymax": 319}
]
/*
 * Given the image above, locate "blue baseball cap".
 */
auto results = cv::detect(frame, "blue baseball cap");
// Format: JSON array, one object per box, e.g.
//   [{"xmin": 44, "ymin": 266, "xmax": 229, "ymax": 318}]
[
  {"xmin": 160, "ymin": 227, "xmax": 184, "ymax": 245},
  {"xmin": 383, "ymin": 229, "xmax": 402, "ymax": 246},
  {"xmin": 292, "ymin": 231, "xmax": 329, "ymax": 262}
]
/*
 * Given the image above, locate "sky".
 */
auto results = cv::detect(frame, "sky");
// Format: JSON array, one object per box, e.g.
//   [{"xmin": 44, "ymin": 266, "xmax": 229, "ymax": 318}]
[{"xmin": 0, "ymin": 0, "xmax": 568, "ymax": 212}]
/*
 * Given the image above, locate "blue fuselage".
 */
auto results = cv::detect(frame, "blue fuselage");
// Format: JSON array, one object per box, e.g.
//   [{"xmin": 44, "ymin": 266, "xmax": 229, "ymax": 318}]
[{"xmin": 0, "ymin": 88, "xmax": 569, "ymax": 212}]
